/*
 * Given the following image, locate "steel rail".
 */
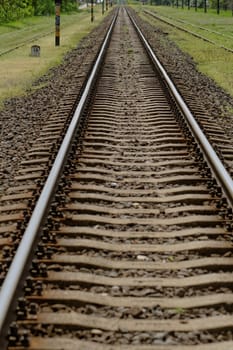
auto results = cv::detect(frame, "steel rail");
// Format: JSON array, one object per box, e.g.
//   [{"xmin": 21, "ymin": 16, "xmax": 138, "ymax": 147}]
[
  {"xmin": 0, "ymin": 10, "xmax": 117, "ymax": 347},
  {"xmin": 129, "ymin": 11, "xmax": 233, "ymax": 208}
]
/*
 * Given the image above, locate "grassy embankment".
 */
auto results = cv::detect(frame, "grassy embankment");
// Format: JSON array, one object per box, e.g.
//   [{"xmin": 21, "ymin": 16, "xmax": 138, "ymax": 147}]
[
  {"xmin": 0, "ymin": 6, "xmax": 108, "ymax": 107},
  {"xmin": 134, "ymin": 4, "xmax": 233, "ymax": 101}
]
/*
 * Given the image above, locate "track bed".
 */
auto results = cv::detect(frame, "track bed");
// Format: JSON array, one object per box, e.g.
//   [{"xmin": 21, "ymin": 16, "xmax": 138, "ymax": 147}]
[{"xmin": 1, "ymin": 7, "xmax": 233, "ymax": 350}]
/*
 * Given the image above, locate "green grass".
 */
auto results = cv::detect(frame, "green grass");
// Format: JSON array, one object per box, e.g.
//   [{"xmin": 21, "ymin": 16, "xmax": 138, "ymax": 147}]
[
  {"xmin": 0, "ymin": 6, "xmax": 109, "ymax": 107},
  {"xmin": 149, "ymin": 6, "xmax": 233, "ymax": 48},
  {"xmin": 134, "ymin": 4, "xmax": 233, "ymax": 98},
  {"xmin": 0, "ymin": 17, "xmax": 54, "ymax": 54}
]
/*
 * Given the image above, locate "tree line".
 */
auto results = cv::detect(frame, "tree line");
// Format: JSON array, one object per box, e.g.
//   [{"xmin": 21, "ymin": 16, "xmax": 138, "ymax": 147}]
[
  {"xmin": 149, "ymin": 0, "xmax": 233, "ymax": 12},
  {"xmin": 0, "ymin": 0, "xmax": 77, "ymax": 23}
]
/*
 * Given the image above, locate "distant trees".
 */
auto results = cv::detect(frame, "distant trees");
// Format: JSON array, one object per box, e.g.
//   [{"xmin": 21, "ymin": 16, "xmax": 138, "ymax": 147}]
[
  {"xmin": 0, "ymin": 0, "xmax": 33, "ymax": 21},
  {"xmin": 31, "ymin": 0, "xmax": 54, "ymax": 15},
  {"xmin": 211, "ymin": 0, "xmax": 232, "ymax": 10},
  {"xmin": 151, "ymin": 0, "xmax": 233, "ymax": 11},
  {"xmin": 32, "ymin": 0, "xmax": 77, "ymax": 15},
  {"xmin": 0, "ymin": 0, "xmax": 77, "ymax": 22}
]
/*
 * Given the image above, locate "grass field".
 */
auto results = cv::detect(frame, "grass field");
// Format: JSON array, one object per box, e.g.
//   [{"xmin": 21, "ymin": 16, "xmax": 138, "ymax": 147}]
[
  {"xmin": 144, "ymin": 5, "xmax": 233, "ymax": 49},
  {"xmin": 135, "ymin": 4, "xmax": 233, "ymax": 98},
  {"xmin": 0, "ymin": 6, "xmax": 107, "ymax": 107}
]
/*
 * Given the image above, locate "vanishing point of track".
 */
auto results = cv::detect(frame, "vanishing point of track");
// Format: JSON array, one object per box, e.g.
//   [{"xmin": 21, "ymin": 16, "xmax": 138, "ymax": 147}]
[{"xmin": 1, "ymin": 6, "xmax": 233, "ymax": 350}]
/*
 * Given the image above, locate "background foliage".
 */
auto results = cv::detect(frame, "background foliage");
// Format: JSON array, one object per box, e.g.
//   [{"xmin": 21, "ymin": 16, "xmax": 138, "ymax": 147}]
[{"xmin": 0, "ymin": 0, "xmax": 78, "ymax": 22}]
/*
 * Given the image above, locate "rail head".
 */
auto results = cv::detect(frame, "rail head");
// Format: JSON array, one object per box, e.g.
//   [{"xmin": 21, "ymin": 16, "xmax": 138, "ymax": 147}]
[{"xmin": 128, "ymin": 9, "xmax": 233, "ymax": 210}]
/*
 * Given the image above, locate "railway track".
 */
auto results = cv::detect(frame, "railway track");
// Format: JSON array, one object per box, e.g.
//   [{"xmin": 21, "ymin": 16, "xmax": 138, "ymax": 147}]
[{"xmin": 1, "ymin": 6, "xmax": 233, "ymax": 349}]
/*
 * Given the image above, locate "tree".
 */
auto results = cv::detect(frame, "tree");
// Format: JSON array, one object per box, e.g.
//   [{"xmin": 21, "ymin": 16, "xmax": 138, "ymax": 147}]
[
  {"xmin": 0, "ymin": 0, "xmax": 33, "ymax": 22},
  {"xmin": 0, "ymin": 0, "xmax": 78, "ymax": 22}
]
